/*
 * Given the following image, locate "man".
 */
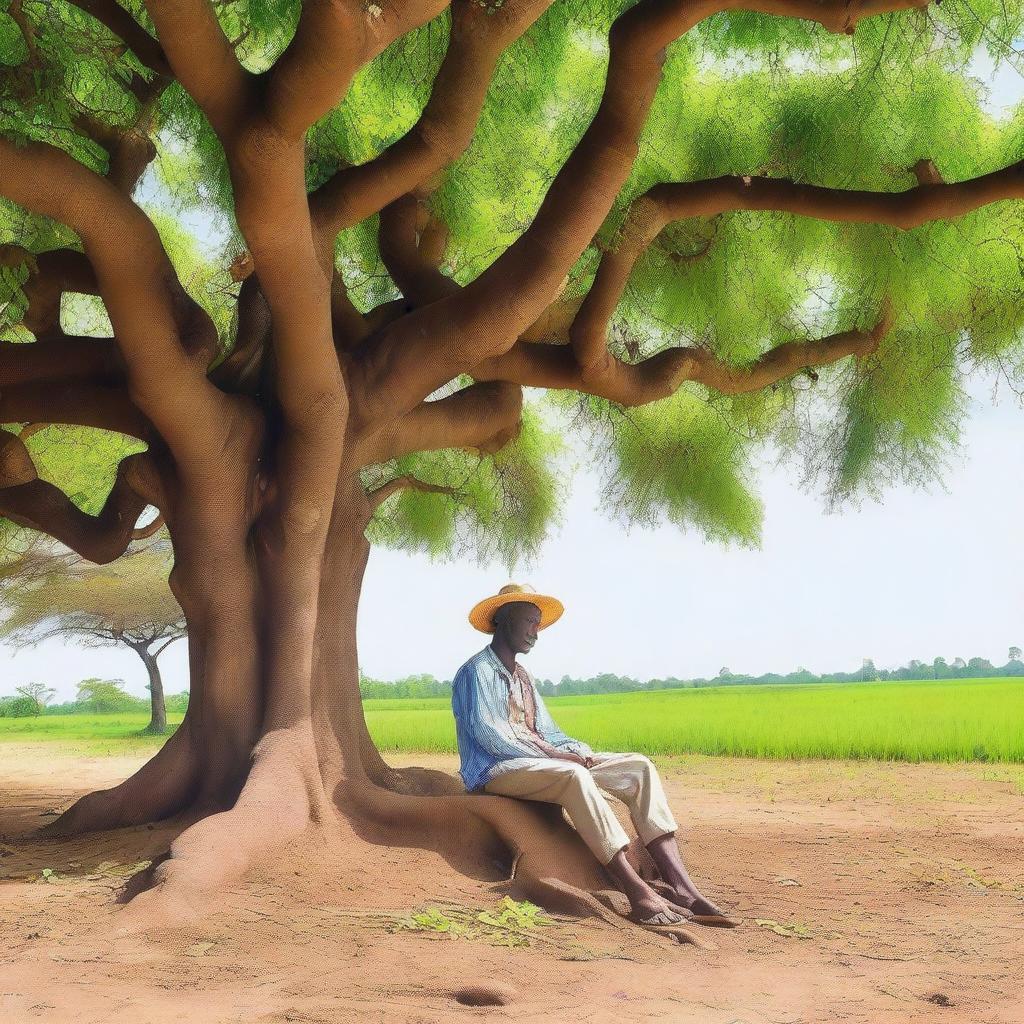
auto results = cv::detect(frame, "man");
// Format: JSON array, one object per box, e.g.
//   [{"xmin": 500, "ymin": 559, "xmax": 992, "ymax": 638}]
[{"xmin": 452, "ymin": 583, "xmax": 737, "ymax": 930}]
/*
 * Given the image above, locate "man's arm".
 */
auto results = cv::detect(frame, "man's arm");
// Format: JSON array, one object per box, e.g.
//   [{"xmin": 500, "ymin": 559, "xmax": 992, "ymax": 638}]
[{"xmin": 527, "ymin": 675, "xmax": 595, "ymax": 759}]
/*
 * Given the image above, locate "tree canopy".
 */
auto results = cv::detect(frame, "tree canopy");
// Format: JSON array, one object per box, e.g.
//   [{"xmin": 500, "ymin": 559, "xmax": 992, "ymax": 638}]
[
  {"xmin": 0, "ymin": 538, "xmax": 184, "ymax": 730},
  {"xmin": 4, "ymin": 0, "xmax": 1023, "ymax": 566},
  {"xmin": 0, "ymin": 537, "xmax": 181, "ymax": 643}
]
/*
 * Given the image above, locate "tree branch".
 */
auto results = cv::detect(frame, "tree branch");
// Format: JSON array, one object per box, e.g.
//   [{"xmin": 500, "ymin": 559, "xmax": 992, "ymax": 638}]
[
  {"xmin": 65, "ymin": 0, "xmax": 172, "ymax": 77},
  {"xmin": 348, "ymin": 0, "xmax": 929, "ymax": 427},
  {"xmin": 19, "ymin": 248, "xmax": 98, "ymax": 336},
  {"xmin": 366, "ymin": 473, "xmax": 459, "ymax": 511},
  {"xmin": 0, "ymin": 447, "xmax": 155, "ymax": 563},
  {"xmin": 310, "ymin": 0, "xmax": 554, "ymax": 240},
  {"xmin": 0, "ymin": 334, "xmax": 122, "ymax": 387},
  {"xmin": 143, "ymin": 0, "xmax": 253, "ymax": 136},
  {"xmin": 355, "ymin": 379, "xmax": 522, "ymax": 464},
  {"xmin": 0, "ymin": 381, "xmax": 150, "ymax": 438},
  {"xmin": 376, "ymin": 194, "xmax": 460, "ymax": 307},
  {"xmin": 570, "ymin": 165, "xmax": 1024, "ymax": 376},
  {"xmin": 132, "ymin": 512, "xmax": 165, "ymax": 540},
  {"xmin": 266, "ymin": 0, "xmax": 451, "ymax": 141},
  {"xmin": 151, "ymin": 632, "xmax": 184, "ymax": 658},
  {"xmin": 72, "ymin": 107, "xmax": 161, "ymax": 196},
  {"xmin": 472, "ymin": 301, "xmax": 894, "ymax": 405},
  {"xmin": 0, "ymin": 137, "xmax": 224, "ymax": 457}
]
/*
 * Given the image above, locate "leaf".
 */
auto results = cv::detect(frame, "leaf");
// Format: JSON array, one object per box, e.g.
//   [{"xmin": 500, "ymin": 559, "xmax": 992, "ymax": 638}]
[
  {"xmin": 184, "ymin": 942, "xmax": 214, "ymax": 957},
  {"xmin": 754, "ymin": 918, "xmax": 813, "ymax": 939}
]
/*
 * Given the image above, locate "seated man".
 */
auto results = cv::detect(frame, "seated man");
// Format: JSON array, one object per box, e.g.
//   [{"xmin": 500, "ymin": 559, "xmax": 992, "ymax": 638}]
[{"xmin": 452, "ymin": 582, "xmax": 737, "ymax": 930}]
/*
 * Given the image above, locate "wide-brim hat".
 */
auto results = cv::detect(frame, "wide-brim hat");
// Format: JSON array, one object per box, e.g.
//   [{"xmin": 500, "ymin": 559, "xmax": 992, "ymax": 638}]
[{"xmin": 468, "ymin": 583, "xmax": 564, "ymax": 634}]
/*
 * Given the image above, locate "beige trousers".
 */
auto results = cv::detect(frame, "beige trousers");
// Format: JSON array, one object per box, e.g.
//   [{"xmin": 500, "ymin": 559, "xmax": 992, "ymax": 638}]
[{"xmin": 482, "ymin": 752, "xmax": 679, "ymax": 865}]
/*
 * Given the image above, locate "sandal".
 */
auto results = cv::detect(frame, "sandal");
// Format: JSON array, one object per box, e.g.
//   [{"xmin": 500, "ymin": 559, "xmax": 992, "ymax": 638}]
[
  {"xmin": 651, "ymin": 882, "xmax": 741, "ymax": 928},
  {"xmin": 628, "ymin": 907, "xmax": 693, "ymax": 932}
]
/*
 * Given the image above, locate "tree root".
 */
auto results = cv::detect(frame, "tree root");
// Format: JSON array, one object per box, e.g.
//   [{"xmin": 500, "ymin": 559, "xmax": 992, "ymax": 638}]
[
  {"xmin": 55, "ymin": 728, "xmax": 713, "ymax": 954},
  {"xmin": 339, "ymin": 768, "xmax": 715, "ymax": 949},
  {"xmin": 39, "ymin": 725, "xmax": 197, "ymax": 839},
  {"xmin": 518, "ymin": 875, "xmax": 715, "ymax": 950},
  {"xmin": 114, "ymin": 727, "xmax": 326, "ymax": 931}
]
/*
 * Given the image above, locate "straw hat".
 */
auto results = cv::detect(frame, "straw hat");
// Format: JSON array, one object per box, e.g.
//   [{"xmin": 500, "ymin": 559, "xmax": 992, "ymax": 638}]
[{"xmin": 468, "ymin": 583, "xmax": 564, "ymax": 634}]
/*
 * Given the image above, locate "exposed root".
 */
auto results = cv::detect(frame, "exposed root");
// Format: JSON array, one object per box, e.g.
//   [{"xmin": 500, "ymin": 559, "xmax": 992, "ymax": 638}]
[
  {"xmin": 39, "ymin": 726, "xmax": 197, "ymax": 839},
  {"xmin": 338, "ymin": 767, "xmax": 713, "ymax": 949},
  {"xmin": 115, "ymin": 727, "xmax": 325, "ymax": 931},
  {"xmin": 60, "ymin": 719, "xmax": 710, "ymax": 955}
]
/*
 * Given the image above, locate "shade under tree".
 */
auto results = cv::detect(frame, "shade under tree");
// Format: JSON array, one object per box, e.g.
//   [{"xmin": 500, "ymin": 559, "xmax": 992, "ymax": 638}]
[{"xmin": 1, "ymin": 0, "xmax": 1023, "ymax": 941}]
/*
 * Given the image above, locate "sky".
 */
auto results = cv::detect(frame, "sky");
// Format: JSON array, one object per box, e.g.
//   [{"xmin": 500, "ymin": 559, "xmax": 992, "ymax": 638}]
[{"xmin": 2, "ymin": 42, "xmax": 1024, "ymax": 702}]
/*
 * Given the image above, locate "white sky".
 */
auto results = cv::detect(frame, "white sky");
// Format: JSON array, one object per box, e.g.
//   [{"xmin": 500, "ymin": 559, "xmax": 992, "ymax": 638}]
[{"xmin": 2, "ymin": 46, "xmax": 1024, "ymax": 702}]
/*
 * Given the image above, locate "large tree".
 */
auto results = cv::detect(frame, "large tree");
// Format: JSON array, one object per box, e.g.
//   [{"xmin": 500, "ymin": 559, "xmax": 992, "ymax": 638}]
[
  {"xmin": 0, "ymin": 539, "xmax": 185, "ymax": 733},
  {"xmin": 1, "ymin": 0, "xmax": 1023, "ymax": 939}
]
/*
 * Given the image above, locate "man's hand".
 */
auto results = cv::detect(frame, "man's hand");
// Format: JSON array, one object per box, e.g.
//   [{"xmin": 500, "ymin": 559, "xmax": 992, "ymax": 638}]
[{"xmin": 562, "ymin": 752, "xmax": 596, "ymax": 768}]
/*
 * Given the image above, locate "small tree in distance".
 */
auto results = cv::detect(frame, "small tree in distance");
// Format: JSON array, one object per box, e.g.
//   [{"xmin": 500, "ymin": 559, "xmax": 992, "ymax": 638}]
[
  {"xmin": 75, "ymin": 678, "xmax": 140, "ymax": 713},
  {"xmin": 0, "ymin": 541, "xmax": 185, "ymax": 734},
  {"xmin": 13, "ymin": 681, "xmax": 55, "ymax": 716}
]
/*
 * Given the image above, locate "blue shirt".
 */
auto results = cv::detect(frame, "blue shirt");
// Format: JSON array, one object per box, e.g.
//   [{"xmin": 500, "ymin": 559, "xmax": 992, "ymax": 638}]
[{"xmin": 451, "ymin": 645, "xmax": 593, "ymax": 792}]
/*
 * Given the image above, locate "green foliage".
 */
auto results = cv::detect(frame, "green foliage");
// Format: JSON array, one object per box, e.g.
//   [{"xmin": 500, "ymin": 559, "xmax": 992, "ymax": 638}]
[
  {"xmin": 0, "ymin": 694, "xmax": 37, "ymax": 717},
  {"xmin": 13, "ymin": 680, "xmax": 53, "ymax": 713},
  {"xmin": 4, "ymin": 0, "xmax": 1024, "ymax": 563},
  {"xmin": 553, "ymin": 389, "xmax": 763, "ymax": 544},
  {"xmin": 3, "ymin": 679, "xmax": 1022, "ymax": 763},
  {"xmin": 359, "ymin": 672, "xmax": 450, "ymax": 700},
  {"xmin": 390, "ymin": 896, "xmax": 556, "ymax": 947},
  {"xmin": 0, "ymin": 540, "xmax": 183, "ymax": 644},
  {"xmin": 73, "ymin": 677, "xmax": 138, "ymax": 713},
  {"xmin": 359, "ymin": 678, "xmax": 1024, "ymax": 763},
  {"xmin": 365, "ymin": 401, "xmax": 567, "ymax": 568},
  {"xmin": 0, "ymin": 711, "xmax": 184, "ymax": 755},
  {"xmin": 164, "ymin": 691, "xmax": 189, "ymax": 714}
]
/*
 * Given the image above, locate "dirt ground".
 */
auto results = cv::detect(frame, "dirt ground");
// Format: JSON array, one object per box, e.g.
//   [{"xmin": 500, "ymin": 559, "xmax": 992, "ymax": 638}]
[{"xmin": 1, "ymin": 745, "xmax": 1022, "ymax": 1024}]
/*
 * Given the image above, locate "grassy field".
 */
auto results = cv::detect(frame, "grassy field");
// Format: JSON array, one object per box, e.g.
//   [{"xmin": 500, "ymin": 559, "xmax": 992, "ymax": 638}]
[{"xmin": 1, "ymin": 677, "xmax": 1022, "ymax": 763}]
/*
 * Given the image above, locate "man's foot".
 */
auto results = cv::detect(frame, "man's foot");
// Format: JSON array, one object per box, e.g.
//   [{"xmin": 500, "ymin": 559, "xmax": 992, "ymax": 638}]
[
  {"xmin": 627, "ymin": 902, "xmax": 692, "ymax": 930},
  {"xmin": 629, "ymin": 892, "xmax": 692, "ymax": 925},
  {"xmin": 654, "ymin": 883, "xmax": 740, "ymax": 927}
]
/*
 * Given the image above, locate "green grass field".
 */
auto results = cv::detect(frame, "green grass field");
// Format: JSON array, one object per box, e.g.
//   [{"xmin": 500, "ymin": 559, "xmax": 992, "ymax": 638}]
[
  {"xmin": 2, "ymin": 677, "xmax": 1022, "ymax": 762},
  {"xmin": 0, "ymin": 712, "xmax": 187, "ymax": 756}
]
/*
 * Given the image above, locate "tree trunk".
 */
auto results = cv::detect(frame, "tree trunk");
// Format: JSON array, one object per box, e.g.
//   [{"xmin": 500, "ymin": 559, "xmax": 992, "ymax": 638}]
[{"xmin": 137, "ymin": 645, "xmax": 167, "ymax": 735}]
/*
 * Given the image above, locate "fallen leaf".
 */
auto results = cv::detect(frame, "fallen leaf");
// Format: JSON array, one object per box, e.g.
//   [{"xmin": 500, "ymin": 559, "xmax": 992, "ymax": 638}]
[
  {"xmin": 184, "ymin": 942, "xmax": 215, "ymax": 957},
  {"xmin": 754, "ymin": 918, "xmax": 813, "ymax": 939}
]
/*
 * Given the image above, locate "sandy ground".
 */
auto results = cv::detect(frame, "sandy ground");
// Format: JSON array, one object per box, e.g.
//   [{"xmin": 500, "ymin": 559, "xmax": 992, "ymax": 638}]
[{"xmin": 1, "ymin": 745, "xmax": 1022, "ymax": 1024}]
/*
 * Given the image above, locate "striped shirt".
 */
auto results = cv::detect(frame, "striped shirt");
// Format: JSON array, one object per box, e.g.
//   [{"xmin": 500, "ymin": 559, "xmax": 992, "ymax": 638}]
[{"xmin": 451, "ymin": 644, "xmax": 593, "ymax": 792}]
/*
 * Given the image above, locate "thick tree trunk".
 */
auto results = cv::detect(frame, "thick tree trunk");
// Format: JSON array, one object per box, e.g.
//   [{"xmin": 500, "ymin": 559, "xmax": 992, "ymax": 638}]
[{"xmin": 137, "ymin": 646, "xmax": 167, "ymax": 735}]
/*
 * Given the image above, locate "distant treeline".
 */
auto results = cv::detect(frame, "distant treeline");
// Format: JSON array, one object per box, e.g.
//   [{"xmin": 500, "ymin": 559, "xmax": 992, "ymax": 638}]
[
  {"xmin": 358, "ymin": 651, "xmax": 1024, "ymax": 699},
  {"xmin": 3, "ymin": 653, "xmax": 1022, "ymax": 716},
  {"xmin": 0, "ymin": 678, "xmax": 189, "ymax": 718}
]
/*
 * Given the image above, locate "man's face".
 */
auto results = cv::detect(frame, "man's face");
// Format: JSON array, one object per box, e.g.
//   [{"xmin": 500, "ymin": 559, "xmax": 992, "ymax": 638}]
[{"xmin": 494, "ymin": 602, "xmax": 542, "ymax": 655}]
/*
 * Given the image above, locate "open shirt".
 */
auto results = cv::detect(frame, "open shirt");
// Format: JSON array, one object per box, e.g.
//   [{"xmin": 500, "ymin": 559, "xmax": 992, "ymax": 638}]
[{"xmin": 451, "ymin": 644, "xmax": 594, "ymax": 792}]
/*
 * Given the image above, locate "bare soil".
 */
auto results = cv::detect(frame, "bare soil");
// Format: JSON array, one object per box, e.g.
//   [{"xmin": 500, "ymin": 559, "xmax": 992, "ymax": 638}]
[{"xmin": 1, "ymin": 744, "xmax": 1022, "ymax": 1024}]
